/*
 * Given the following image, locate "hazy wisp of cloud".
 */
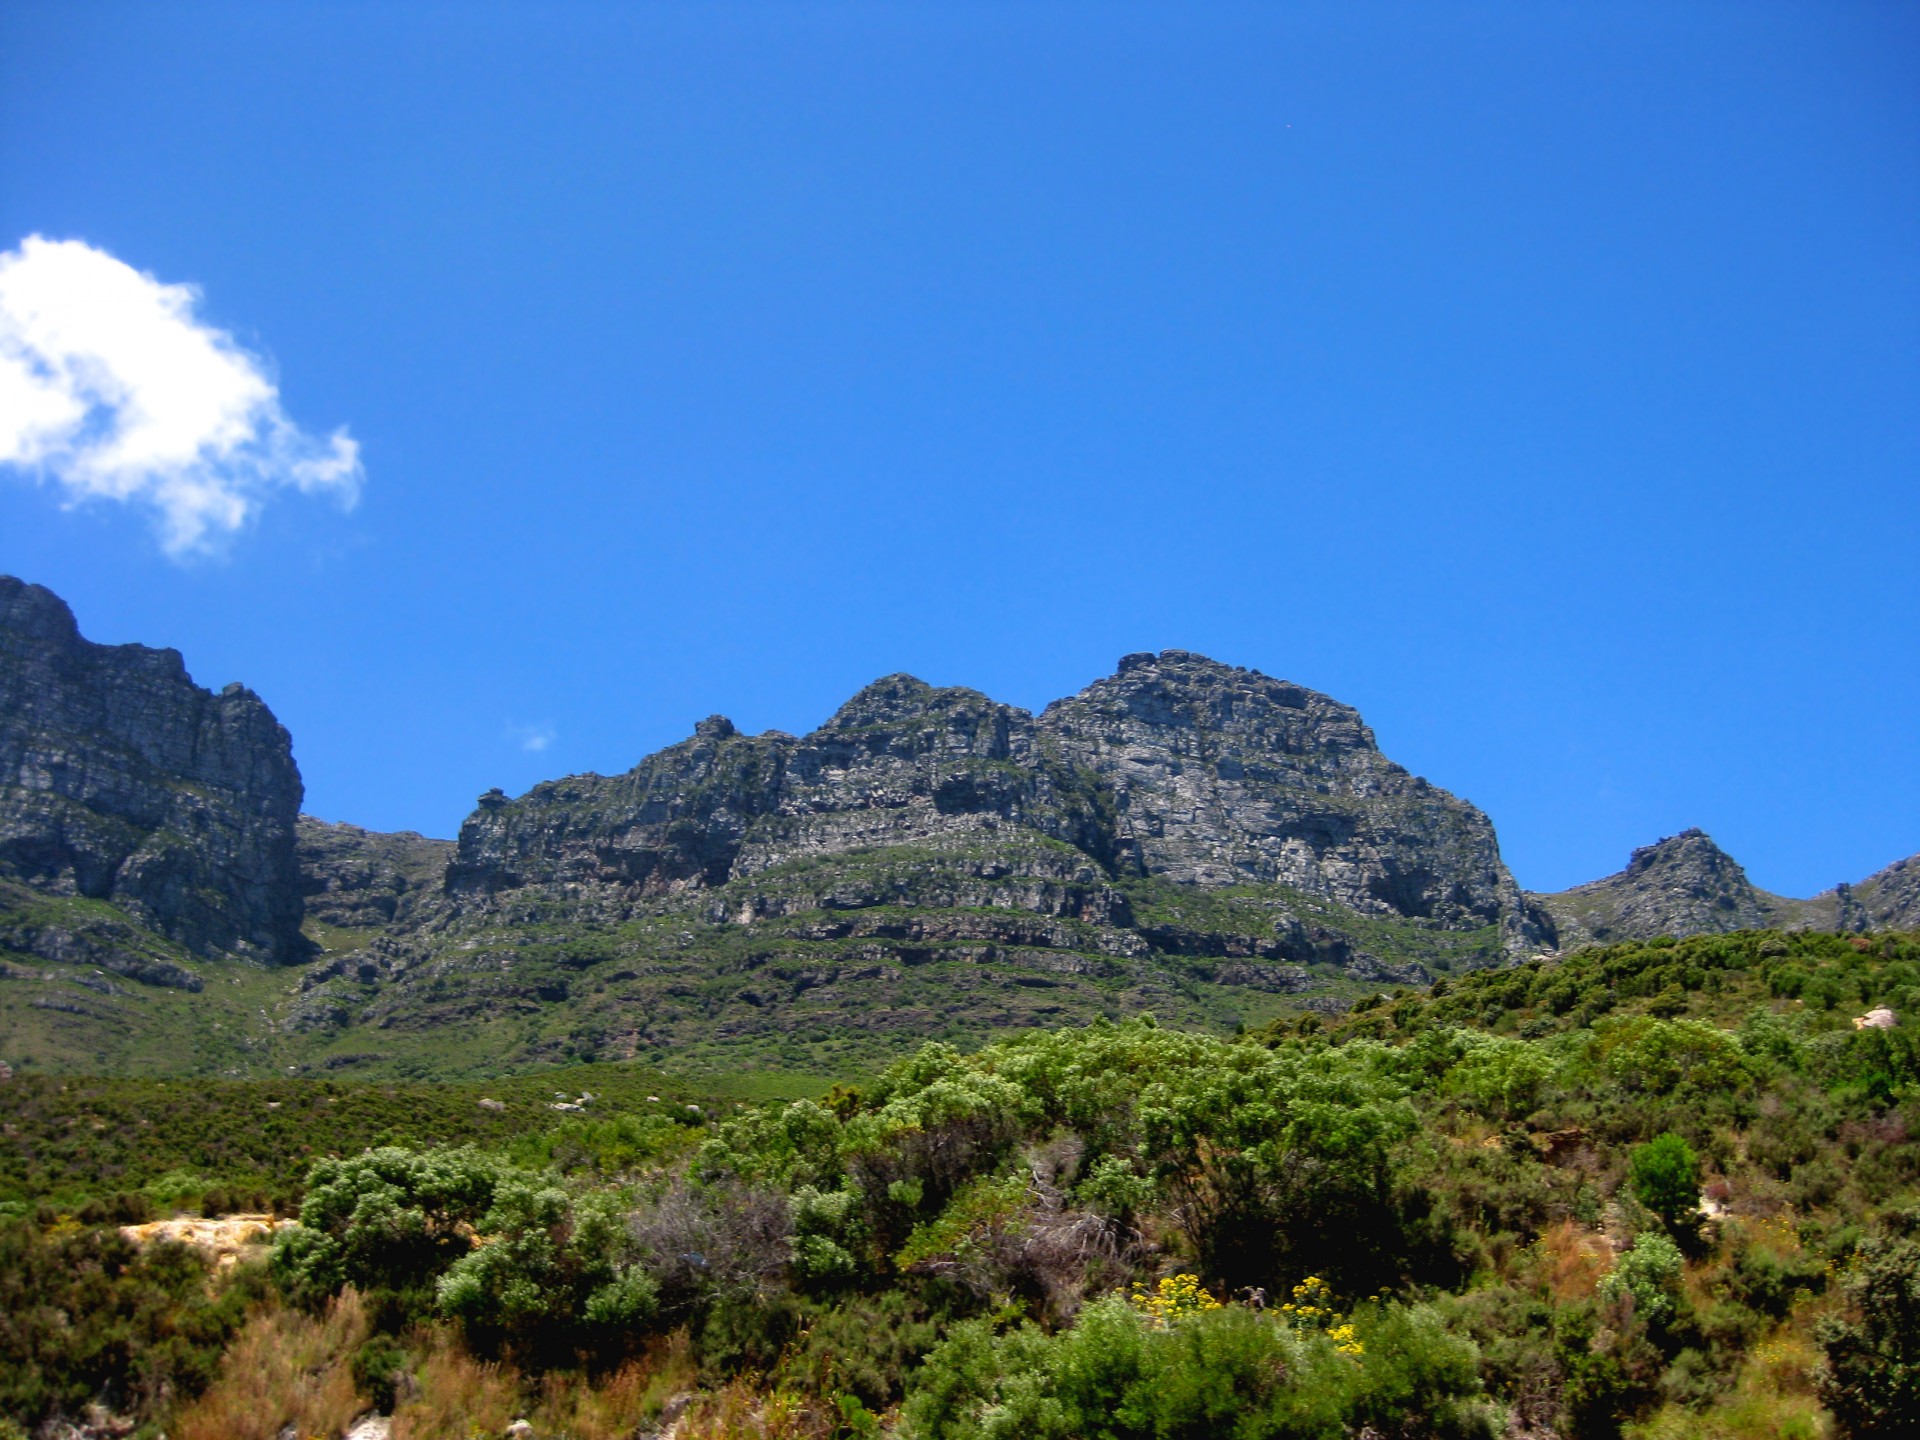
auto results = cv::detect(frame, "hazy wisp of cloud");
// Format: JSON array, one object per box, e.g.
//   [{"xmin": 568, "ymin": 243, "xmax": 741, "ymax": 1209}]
[
  {"xmin": 0, "ymin": 234, "xmax": 362, "ymax": 556},
  {"xmin": 507, "ymin": 722, "xmax": 557, "ymax": 754}
]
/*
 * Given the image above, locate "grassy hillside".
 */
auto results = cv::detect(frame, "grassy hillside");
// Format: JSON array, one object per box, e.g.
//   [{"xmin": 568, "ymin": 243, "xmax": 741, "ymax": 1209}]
[
  {"xmin": 3, "ymin": 927, "xmax": 1917, "ymax": 1438},
  {"xmin": 3, "ymin": 843, "xmax": 1503, "ymax": 1087}
]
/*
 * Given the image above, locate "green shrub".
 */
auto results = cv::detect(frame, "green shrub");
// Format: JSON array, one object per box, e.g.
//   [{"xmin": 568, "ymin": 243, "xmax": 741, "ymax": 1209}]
[
  {"xmin": 1445, "ymin": 1033, "xmax": 1559, "ymax": 1121},
  {"xmin": 435, "ymin": 1177, "xmax": 656, "ymax": 1357},
  {"xmin": 1628, "ymin": 1134, "xmax": 1701, "ymax": 1228},
  {"xmin": 902, "ymin": 1295, "xmax": 1489, "ymax": 1440},
  {"xmin": 1722, "ymin": 1240, "xmax": 1826, "ymax": 1318},
  {"xmin": 1598, "ymin": 1232, "xmax": 1685, "ymax": 1329},
  {"xmin": 270, "ymin": 1145, "xmax": 503, "ymax": 1310},
  {"xmin": 350, "ymin": 1333, "xmax": 411, "ymax": 1412},
  {"xmin": 0, "ymin": 1219, "xmax": 258, "ymax": 1432}
]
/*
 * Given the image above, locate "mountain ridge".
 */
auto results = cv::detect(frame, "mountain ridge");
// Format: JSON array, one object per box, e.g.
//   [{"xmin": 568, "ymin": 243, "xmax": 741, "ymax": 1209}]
[{"xmin": 2, "ymin": 573, "xmax": 1914, "ymax": 1079}]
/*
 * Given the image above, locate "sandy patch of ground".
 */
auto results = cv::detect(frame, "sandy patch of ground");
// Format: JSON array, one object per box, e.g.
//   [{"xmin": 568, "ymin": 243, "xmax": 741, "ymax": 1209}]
[{"xmin": 121, "ymin": 1212, "xmax": 295, "ymax": 1267}]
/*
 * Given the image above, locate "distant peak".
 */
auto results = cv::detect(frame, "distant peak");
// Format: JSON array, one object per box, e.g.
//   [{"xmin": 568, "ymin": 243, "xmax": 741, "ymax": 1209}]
[
  {"xmin": 1602, "ymin": 830, "xmax": 1761, "ymax": 897},
  {"xmin": 823, "ymin": 673, "xmax": 1006, "ymax": 732},
  {"xmin": 1075, "ymin": 650, "xmax": 1327, "ymax": 720},
  {"xmin": 1114, "ymin": 648, "xmax": 1234, "ymax": 674},
  {"xmin": 694, "ymin": 714, "xmax": 737, "ymax": 739},
  {"xmin": 1626, "ymin": 829, "xmax": 1733, "ymax": 869}
]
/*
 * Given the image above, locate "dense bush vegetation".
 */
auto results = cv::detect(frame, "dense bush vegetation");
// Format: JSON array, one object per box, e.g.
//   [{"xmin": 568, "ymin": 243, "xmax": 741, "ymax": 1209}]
[
  {"xmin": 3, "ymin": 927, "xmax": 1918, "ymax": 1437},
  {"xmin": 0, "ymin": 1219, "xmax": 261, "ymax": 1430},
  {"xmin": 0, "ymin": 1062, "xmax": 706, "ymax": 1216}
]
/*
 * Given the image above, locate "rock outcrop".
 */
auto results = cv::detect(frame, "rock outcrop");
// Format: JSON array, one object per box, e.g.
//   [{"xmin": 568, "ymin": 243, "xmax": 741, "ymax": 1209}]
[
  {"xmin": 0, "ymin": 576, "xmax": 306, "ymax": 964},
  {"xmin": 296, "ymin": 816, "xmax": 453, "ymax": 932},
  {"xmin": 1832, "ymin": 854, "xmax": 1920, "ymax": 932},
  {"xmin": 1035, "ymin": 651, "xmax": 1552, "ymax": 952}
]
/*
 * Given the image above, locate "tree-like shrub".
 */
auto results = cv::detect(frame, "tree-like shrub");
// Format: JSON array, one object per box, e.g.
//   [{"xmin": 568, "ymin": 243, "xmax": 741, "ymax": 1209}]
[
  {"xmin": 1628, "ymin": 1134, "xmax": 1701, "ymax": 1229},
  {"xmin": 435, "ymin": 1176, "xmax": 656, "ymax": 1359},
  {"xmin": 1598, "ymin": 1232, "xmax": 1685, "ymax": 1329},
  {"xmin": 1444, "ymin": 1033, "xmax": 1559, "ymax": 1121}
]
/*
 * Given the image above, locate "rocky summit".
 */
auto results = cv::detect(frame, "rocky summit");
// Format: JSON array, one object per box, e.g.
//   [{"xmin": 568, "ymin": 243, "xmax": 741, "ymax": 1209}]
[
  {"xmin": 1536, "ymin": 828, "xmax": 1791, "ymax": 947},
  {"xmin": 447, "ymin": 652, "xmax": 1547, "ymax": 947},
  {"xmin": 2, "ymin": 574, "xmax": 1916, "ymax": 1081}
]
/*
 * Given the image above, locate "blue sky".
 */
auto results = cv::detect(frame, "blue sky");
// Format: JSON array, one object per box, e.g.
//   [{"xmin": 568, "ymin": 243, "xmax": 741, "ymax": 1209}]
[{"xmin": 2, "ymin": 2, "xmax": 1915, "ymax": 896}]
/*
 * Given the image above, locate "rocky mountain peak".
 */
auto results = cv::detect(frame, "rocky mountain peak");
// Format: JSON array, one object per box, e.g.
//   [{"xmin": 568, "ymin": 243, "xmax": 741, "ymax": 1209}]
[
  {"xmin": 1037, "ymin": 652, "xmax": 1542, "ymax": 947},
  {"xmin": 1536, "ymin": 828, "xmax": 1781, "ymax": 948},
  {"xmin": 434, "ymin": 650, "xmax": 1548, "ymax": 955},
  {"xmin": 1623, "ymin": 828, "xmax": 1740, "ymax": 879},
  {"xmin": 0, "ymin": 577, "xmax": 83, "ymax": 647},
  {"xmin": 1043, "ymin": 650, "xmax": 1380, "ymax": 761}
]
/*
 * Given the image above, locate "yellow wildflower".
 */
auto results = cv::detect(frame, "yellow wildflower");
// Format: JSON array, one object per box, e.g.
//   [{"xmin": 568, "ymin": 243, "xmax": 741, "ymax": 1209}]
[{"xmin": 1127, "ymin": 1273, "xmax": 1222, "ymax": 1326}]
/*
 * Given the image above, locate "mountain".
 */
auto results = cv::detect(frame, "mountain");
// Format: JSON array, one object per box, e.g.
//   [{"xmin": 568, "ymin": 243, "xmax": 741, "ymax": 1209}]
[
  {"xmin": 445, "ymin": 653, "xmax": 1548, "ymax": 944},
  {"xmin": 290, "ymin": 652, "xmax": 1551, "ymax": 1077},
  {"xmin": 4, "ymin": 574, "xmax": 1915, "ymax": 1082},
  {"xmin": 1532, "ymin": 829, "xmax": 1794, "ymax": 947}
]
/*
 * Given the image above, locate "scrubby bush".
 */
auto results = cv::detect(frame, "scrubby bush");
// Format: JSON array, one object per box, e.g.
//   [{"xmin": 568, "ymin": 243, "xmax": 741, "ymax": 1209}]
[
  {"xmin": 435, "ymin": 1176, "xmax": 656, "ymax": 1359},
  {"xmin": 270, "ymin": 1146, "xmax": 502, "ymax": 1310},
  {"xmin": 902, "ymin": 1293, "xmax": 1491, "ymax": 1440},
  {"xmin": 1445, "ymin": 1033, "xmax": 1560, "ymax": 1120},
  {"xmin": 1817, "ymin": 1232, "xmax": 1920, "ymax": 1437},
  {"xmin": 1598, "ymin": 1232, "xmax": 1686, "ymax": 1329},
  {"xmin": 0, "ymin": 1218, "xmax": 258, "ymax": 1432}
]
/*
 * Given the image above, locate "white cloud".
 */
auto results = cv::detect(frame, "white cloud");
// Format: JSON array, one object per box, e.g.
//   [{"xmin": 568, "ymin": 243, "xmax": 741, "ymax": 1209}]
[
  {"xmin": 508, "ymin": 722, "xmax": 557, "ymax": 753},
  {"xmin": 0, "ymin": 235, "xmax": 362, "ymax": 556}
]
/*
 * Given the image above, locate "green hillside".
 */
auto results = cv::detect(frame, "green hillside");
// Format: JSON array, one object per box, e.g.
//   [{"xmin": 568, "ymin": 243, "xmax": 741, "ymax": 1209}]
[{"xmin": 5, "ymin": 926, "xmax": 1917, "ymax": 1438}]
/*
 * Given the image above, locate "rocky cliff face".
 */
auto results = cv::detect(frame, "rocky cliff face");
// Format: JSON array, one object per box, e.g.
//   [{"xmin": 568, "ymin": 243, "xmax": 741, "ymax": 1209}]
[
  {"xmin": 1789, "ymin": 855, "xmax": 1920, "ymax": 935},
  {"xmin": 0, "ymin": 576, "xmax": 306, "ymax": 964},
  {"xmin": 1848, "ymin": 855, "xmax": 1920, "ymax": 930},
  {"xmin": 1035, "ymin": 651, "xmax": 1553, "ymax": 952}
]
